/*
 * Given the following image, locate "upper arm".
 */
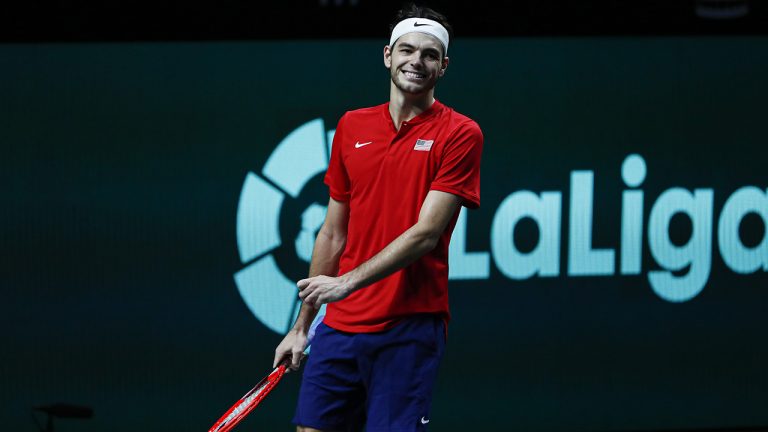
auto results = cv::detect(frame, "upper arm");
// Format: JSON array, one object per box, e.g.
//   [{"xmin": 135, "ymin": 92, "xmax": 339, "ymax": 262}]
[
  {"xmin": 319, "ymin": 197, "xmax": 350, "ymax": 240},
  {"xmin": 324, "ymin": 115, "xmax": 351, "ymax": 203},
  {"xmin": 416, "ymin": 190, "xmax": 463, "ymax": 240},
  {"xmin": 429, "ymin": 121, "xmax": 483, "ymax": 209}
]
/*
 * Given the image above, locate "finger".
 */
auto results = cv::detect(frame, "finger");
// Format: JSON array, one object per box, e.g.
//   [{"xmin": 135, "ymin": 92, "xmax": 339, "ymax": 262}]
[
  {"xmin": 299, "ymin": 285, "xmax": 315, "ymax": 301},
  {"xmin": 291, "ymin": 349, "xmax": 303, "ymax": 371},
  {"xmin": 314, "ymin": 293, "xmax": 326, "ymax": 309},
  {"xmin": 299, "ymin": 282, "xmax": 317, "ymax": 298},
  {"xmin": 303, "ymin": 292, "xmax": 316, "ymax": 306},
  {"xmin": 273, "ymin": 349, "xmax": 286, "ymax": 368},
  {"xmin": 303, "ymin": 286, "xmax": 321, "ymax": 304},
  {"xmin": 297, "ymin": 278, "xmax": 311, "ymax": 289}
]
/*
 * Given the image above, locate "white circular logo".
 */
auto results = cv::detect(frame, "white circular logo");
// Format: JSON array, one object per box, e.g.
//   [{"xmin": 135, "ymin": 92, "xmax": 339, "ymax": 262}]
[{"xmin": 234, "ymin": 119, "xmax": 335, "ymax": 333}]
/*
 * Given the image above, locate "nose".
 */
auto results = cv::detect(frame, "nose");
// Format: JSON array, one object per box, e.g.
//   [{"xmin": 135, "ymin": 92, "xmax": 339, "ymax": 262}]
[{"xmin": 409, "ymin": 53, "xmax": 425, "ymax": 69}]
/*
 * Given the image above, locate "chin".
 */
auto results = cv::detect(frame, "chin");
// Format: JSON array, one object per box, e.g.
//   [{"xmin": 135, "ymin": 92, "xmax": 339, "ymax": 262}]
[{"xmin": 394, "ymin": 78, "xmax": 435, "ymax": 96}]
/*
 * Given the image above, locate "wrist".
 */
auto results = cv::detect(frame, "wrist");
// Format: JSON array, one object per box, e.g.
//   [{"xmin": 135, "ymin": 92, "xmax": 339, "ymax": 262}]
[
  {"xmin": 291, "ymin": 309, "xmax": 314, "ymax": 334},
  {"xmin": 340, "ymin": 272, "xmax": 360, "ymax": 294},
  {"xmin": 290, "ymin": 324, "xmax": 310, "ymax": 335}
]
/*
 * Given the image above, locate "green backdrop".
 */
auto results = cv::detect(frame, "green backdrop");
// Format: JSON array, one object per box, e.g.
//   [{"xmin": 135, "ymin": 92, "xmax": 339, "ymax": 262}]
[{"xmin": 2, "ymin": 38, "xmax": 767, "ymax": 431}]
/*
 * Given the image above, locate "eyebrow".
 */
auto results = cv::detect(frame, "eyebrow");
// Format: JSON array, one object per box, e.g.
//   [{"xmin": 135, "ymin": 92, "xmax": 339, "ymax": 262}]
[{"xmin": 397, "ymin": 42, "xmax": 441, "ymax": 55}]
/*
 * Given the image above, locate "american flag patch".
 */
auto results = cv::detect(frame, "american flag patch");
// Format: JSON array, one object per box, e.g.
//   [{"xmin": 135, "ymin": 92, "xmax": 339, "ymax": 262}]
[{"xmin": 413, "ymin": 139, "xmax": 434, "ymax": 151}]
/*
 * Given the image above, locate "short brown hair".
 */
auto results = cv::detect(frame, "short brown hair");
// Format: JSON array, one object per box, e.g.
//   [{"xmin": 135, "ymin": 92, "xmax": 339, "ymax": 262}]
[{"xmin": 389, "ymin": 3, "xmax": 454, "ymax": 54}]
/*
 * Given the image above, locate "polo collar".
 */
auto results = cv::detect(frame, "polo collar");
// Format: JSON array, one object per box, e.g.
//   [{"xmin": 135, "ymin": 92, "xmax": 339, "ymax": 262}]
[{"xmin": 383, "ymin": 99, "xmax": 444, "ymax": 128}]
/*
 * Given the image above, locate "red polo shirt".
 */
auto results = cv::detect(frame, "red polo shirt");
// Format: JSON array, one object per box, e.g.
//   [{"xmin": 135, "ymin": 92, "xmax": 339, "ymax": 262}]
[{"xmin": 323, "ymin": 100, "xmax": 483, "ymax": 332}]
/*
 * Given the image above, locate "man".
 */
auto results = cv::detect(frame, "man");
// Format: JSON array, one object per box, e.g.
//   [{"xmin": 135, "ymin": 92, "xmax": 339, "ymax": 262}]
[{"xmin": 273, "ymin": 4, "xmax": 483, "ymax": 431}]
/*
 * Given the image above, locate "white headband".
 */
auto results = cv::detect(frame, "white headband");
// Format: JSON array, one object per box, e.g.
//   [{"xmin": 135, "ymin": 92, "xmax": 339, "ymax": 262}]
[{"xmin": 389, "ymin": 17, "xmax": 449, "ymax": 55}]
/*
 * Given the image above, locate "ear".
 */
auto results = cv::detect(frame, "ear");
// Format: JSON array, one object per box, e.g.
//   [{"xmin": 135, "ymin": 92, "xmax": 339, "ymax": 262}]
[
  {"xmin": 383, "ymin": 45, "xmax": 392, "ymax": 69},
  {"xmin": 439, "ymin": 56, "xmax": 450, "ymax": 77}
]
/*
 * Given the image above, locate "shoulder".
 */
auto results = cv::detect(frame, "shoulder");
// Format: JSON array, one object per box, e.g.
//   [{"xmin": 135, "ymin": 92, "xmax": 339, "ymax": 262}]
[
  {"xmin": 341, "ymin": 103, "xmax": 389, "ymax": 123},
  {"xmin": 437, "ymin": 104, "xmax": 483, "ymax": 145},
  {"xmin": 437, "ymin": 103, "xmax": 482, "ymax": 135}
]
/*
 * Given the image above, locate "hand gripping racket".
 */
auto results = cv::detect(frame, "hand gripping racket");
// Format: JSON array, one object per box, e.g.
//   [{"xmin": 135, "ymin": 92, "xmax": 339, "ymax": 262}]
[{"xmin": 208, "ymin": 312, "xmax": 323, "ymax": 432}]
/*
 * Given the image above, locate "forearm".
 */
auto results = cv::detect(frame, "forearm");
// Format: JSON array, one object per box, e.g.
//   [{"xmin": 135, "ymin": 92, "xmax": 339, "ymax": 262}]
[
  {"xmin": 341, "ymin": 223, "xmax": 439, "ymax": 294},
  {"xmin": 292, "ymin": 226, "xmax": 346, "ymax": 332},
  {"xmin": 298, "ymin": 191, "xmax": 461, "ymax": 309}
]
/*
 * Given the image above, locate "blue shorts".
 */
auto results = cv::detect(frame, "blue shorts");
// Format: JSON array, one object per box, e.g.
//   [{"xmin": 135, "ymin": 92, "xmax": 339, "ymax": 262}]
[{"xmin": 293, "ymin": 314, "xmax": 446, "ymax": 432}]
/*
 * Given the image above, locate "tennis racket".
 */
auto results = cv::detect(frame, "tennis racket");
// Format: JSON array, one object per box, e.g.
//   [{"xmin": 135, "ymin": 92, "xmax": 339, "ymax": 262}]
[
  {"xmin": 208, "ymin": 309, "xmax": 324, "ymax": 432},
  {"xmin": 208, "ymin": 361, "xmax": 289, "ymax": 432}
]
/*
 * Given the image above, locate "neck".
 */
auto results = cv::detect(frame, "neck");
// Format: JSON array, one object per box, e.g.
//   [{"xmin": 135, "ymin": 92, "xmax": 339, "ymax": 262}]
[{"xmin": 388, "ymin": 86, "xmax": 435, "ymax": 130}]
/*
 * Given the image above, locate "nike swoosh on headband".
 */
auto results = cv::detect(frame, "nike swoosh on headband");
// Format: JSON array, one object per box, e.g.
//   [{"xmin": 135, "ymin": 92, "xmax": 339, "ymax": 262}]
[{"xmin": 389, "ymin": 18, "xmax": 449, "ymax": 54}]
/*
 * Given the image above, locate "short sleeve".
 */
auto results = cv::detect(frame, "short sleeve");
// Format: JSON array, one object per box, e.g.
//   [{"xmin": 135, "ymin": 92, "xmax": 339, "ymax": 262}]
[
  {"xmin": 324, "ymin": 114, "xmax": 351, "ymax": 202},
  {"xmin": 430, "ymin": 120, "xmax": 483, "ymax": 209}
]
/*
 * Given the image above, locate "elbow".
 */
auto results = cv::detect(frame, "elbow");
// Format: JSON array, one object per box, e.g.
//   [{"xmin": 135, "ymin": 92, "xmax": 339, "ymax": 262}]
[
  {"xmin": 423, "ymin": 236, "xmax": 439, "ymax": 253},
  {"xmin": 414, "ymin": 226, "xmax": 441, "ymax": 252},
  {"xmin": 318, "ymin": 224, "xmax": 347, "ymax": 247}
]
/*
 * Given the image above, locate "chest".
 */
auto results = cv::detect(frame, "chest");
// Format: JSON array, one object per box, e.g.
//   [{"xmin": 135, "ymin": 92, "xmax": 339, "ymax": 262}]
[{"xmin": 342, "ymin": 120, "xmax": 449, "ymax": 189}]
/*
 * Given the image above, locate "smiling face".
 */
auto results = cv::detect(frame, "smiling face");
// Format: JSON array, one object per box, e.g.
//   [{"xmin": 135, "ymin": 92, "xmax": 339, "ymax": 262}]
[{"xmin": 384, "ymin": 32, "xmax": 449, "ymax": 98}]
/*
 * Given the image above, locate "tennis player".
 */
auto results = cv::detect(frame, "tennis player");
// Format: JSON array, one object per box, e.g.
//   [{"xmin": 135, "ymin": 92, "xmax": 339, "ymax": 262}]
[{"xmin": 274, "ymin": 4, "xmax": 483, "ymax": 431}]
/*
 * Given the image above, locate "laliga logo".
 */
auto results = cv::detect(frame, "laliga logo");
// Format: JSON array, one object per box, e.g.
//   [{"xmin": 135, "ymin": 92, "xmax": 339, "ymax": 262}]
[
  {"xmin": 235, "ymin": 119, "xmax": 333, "ymax": 333},
  {"xmin": 449, "ymin": 155, "xmax": 768, "ymax": 302},
  {"xmin": 236, "ymin": 119, "xmax": 768, "ymax": 334}
]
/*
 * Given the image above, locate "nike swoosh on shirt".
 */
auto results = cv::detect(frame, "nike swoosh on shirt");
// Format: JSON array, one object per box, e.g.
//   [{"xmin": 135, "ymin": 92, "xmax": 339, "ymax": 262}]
[
  {"xmin": 421, "ymin": 417, "xmax": 430, "ymax": 424},
  {"xmin": 355, "ymin": 141, "xmax": 373, "ymax": 148}
]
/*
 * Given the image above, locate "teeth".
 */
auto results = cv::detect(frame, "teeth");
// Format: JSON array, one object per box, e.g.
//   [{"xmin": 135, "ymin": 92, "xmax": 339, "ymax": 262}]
[{"xmin": 404, "ymin": 71, "xmax": 425, "ymax": 79}]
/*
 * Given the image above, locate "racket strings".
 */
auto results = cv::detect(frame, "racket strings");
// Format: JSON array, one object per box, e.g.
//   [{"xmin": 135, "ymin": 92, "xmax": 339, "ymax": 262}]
[
  {"xmin": 210, "ymin": 365, "xmax": 287, "ymax": 432},
  {"xmin": 225, "ymin": 384, "xmax": 267, "ymax": 421}
]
